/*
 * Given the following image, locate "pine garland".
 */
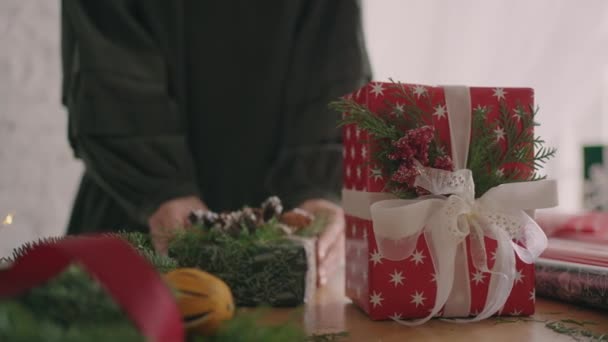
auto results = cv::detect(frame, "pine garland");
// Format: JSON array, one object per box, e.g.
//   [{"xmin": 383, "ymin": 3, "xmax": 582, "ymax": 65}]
[
  {"xmin": 0, "ymin": 264, "xmax": 307, "ymax": 341},
  {"xmin": 0, "ymin": 218, "xmax": 328, "ymax": 341},
  {"xmin": 0, "ymin": 245, "xmax": 313, "ymax": 341},
  {"xmin": 330, "ymin": 81, "xmax": 556, "ymax": 198}
]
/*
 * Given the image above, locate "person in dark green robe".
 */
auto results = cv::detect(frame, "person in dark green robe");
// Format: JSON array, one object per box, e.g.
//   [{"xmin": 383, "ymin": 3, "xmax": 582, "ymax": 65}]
[{"xmin": 61, "ymin": 0, "xmax": 371, "ymax": 284}]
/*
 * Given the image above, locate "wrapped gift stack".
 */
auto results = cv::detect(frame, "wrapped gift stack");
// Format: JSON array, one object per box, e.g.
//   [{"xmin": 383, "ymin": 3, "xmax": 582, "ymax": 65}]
[
  {"xmin": 536, "ymin": 212, "xmax": 608, "ymax": 311},
  {"xmin": 333, "ymin": 81, "xmax": 558, "ymax": 323}
]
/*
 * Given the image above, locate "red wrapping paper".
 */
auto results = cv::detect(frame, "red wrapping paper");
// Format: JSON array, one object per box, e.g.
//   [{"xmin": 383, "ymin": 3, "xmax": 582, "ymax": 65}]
[
  {"xmin": 343, "ymin": 82, "xmax": 536, "ymax": 320},
  {"xmin": 537, "ymin": 211, "xmax": 608, "ymax": 243}
]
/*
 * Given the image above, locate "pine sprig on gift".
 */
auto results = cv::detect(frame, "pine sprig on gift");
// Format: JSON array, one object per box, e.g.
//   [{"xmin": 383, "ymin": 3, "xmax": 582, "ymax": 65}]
[
  {"xmin": 467, "ymin": 105, "xmax": 502, "ymax": 197},
  {"xmin": 466, "ymin": 102, "xmax": 557, "ymax": 195},
  {"xmin": 330, "ymin": 91, "xmax": 451, "ymax": 198},
  {"xmin": 331, "ymin": 81, "xmax": 556, "ymax": 198},
  {"xmin": 332, "ymin": 98, "xmax": 401, "ymax": 140}
]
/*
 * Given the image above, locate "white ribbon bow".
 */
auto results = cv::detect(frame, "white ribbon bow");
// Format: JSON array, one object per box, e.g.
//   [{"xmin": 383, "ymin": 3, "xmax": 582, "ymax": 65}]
[
  {"xmin": 365, "ymin": 85, "xmax": 558, "ymax": 325},
  {"xmin": 370, "ymin": 166, "xmax": 557, "ymax": 325}
]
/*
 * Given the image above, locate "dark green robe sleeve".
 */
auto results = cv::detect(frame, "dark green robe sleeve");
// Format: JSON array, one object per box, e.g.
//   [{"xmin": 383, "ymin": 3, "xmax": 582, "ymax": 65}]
[
  {"xmin": 62, "ymin": 0, "xmax": 199, "ymax": 225},
  {"xmin": 266, "ymin": 0, "xmax": 371, "ymax": 208}
]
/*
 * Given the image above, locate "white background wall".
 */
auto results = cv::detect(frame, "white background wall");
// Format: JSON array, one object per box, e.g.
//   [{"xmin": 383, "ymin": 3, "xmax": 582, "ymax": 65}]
[
  {"xmin": 1, "ymin": 0, "xmax": 608, "ymax": 257},
  {"xmin": 1, "ymin": 1, "xmax": 83, "ymax": 258}
]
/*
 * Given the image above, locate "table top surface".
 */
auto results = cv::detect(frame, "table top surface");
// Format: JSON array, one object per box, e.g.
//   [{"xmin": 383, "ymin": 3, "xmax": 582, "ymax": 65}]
[{"xmin": 261, "ymin": 269, "xmax": 608, "ymax": 342}]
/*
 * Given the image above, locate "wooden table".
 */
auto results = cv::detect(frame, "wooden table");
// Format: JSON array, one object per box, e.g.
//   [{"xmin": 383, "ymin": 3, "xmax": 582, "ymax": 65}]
[{"xmin": 263, "ymin": 269, "xmax": 608, "ymax": 341}]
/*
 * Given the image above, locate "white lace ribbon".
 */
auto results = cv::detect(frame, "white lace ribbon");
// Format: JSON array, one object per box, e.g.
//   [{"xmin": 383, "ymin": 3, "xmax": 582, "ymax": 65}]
[
  {"xmin": 370, "ymin": 169, "xmax": 557, "ymax": 325},
  {"xmin": 345, "ymin": 85, "xmax": 558, "ymax": 325}
]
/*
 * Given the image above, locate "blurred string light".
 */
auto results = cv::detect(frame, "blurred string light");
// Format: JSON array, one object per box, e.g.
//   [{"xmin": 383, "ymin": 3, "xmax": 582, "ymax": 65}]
[{"xmin": 2, "ymin": 213, "xmax": 14, "ymax": 226}]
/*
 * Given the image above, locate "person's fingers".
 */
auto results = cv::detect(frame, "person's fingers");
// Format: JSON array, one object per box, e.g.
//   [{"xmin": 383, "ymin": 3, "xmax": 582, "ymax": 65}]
[
  {"xmin": 149, "ymin": 215, "xmax": 180, "ymax": 255},
  {"xmin": 317, "ymin": 209, "xmax": 345, "ymax": 260},
  {"xmin": 150, "ymin": 223, "xmax": 170, "ymax": 255},
  {"xmin": 147, "ymin": 196, "xmax": 208, "ymax": 255}
]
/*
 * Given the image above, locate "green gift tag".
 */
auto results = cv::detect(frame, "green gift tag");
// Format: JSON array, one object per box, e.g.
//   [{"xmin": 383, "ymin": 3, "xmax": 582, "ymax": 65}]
[{"xmin": 583, "ymin": 145, "xmax": 608, "ymax": 210}]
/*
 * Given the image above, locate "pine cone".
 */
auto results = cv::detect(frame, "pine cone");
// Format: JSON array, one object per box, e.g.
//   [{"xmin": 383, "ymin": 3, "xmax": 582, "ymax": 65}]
[
  {"xmin": 189, "ymin": 209, "xmax": 221, "ymax": 229},
  {"xmin": 240, "ymin": 207, "xmax": 259, "ymax": 233},
  {"xmin": 261, "ymin": 196, "xmax": 283, "ymax": 221},
  {"xmin": 279, "ymin": 209, "xmax": 313, "ymax": 230},
  {"xmin": 218, "ymin": 212, "xmax": 241, "ymax": 237}
]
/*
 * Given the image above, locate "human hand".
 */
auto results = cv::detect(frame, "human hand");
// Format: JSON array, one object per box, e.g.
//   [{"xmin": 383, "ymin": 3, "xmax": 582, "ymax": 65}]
[
  {"xmin": 298, "ymin": 199, "xmax": 345, "ymax": 287},
  {"xmin": 148, "ymin": 196, "xmax": 207, "ymax": 255}
]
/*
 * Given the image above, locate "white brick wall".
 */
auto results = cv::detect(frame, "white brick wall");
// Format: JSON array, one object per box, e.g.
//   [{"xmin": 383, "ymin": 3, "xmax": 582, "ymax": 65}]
[{"xmin": 0, "ymin": 1, "xmax": 82, "ymax": 258}]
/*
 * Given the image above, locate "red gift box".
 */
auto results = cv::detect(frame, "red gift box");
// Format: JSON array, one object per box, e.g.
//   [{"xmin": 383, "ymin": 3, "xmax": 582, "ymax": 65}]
[{"xmin": 342, "ymin": 82, "xmax": 542, "ymax": 321}]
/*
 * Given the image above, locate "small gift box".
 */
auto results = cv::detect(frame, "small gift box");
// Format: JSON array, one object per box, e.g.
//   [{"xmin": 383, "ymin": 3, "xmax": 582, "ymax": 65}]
[
  {"xmin": 335, "ymin": 82, "xmax": 558, "ymax": 323},
  {"xmin": 170, "ymin": 197, "xmax": 318, "ymax": 307}
]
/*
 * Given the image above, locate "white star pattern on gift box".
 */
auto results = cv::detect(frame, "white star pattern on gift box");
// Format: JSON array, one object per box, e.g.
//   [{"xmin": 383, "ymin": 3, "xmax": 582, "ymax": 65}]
[
  {"xmin": 346, "ymin": 165, "xmax": 351, "ymax": 179},
  {"xmin": 389, "ymin": 312, "xmax": 403, "ymax": 320},
  {"xmin": 355, "ymin": 127, "xmax": 361, "ymax": 139},
  {"xmin": 430, "ymin": 273, "xmax": 437, "ymax": 283},
  {"xmin": 370, "ymin": 167, "xmax": 383, "ymax": 181},
  {"xmin": 514, "ymin": 269, "xmax": 525, "ymax": 284},
  {"xmin": 529, "ymin": 289, "xmax": 536, "ymax": 303},
  {"xmin": 362, "ymin": 269, "xmax": 368, "ymax": 281},
  {"xmin": 433, "ymin": 104, "xmax": 447, "ymax": 120},
  {"xmin": 512, "ymin": 108, "xmax": 523, "ymax": 121},
  {"xmin": 361, "ymin": 146, "xmax": 367, "ymax": 159},
  {"xmin": 411, "ymin": 291, "xmax": 426, "ymax": 307},
  {"xmin": 351, "ymin": 224, "xmax": 357, "ymax": 236},
  {"xmin": 493, "ymin": 88, "xmax": 507, "ymax": 101},
  {"xmin": 491, "ymin": 250, "xmax": 497, "ymax": 261},
  {"xmin": 356, "ymin": 166, "xmax": 362, "ymax": 179},
  {"xmin": 410, "ymin": 249, "xmax": 426, "ymax": 265},
  {"xmin": 472, "ymin": 270, "xmax": 486, "ymax": 285},
  {"xmin": 362, "ymin": 229, "xmax": 368, "ymax": 240},
  {"xmin": 413, "ymin": 85, "xmax": 427, "ymax": 98},
  {"xmin": 370, "ymin": 83, "xmax": 385, "ymax": 97},
  {"xmin": 393, "ymin": 103, "xmax": 405, "ymax": 116},
  {"xmin": 474, "ymin": 104, "xmax": 488, "ymax": 113},
  {"xmin": 494, "ymin": 126, "xmax": 506, "ymax": 142},
  {"xmin": 389, "ymin": 270, "xmax": 405, "ymax": 287},
  {"xmin": 350, "ymin": 146, "xmax": 356, "ymax": 159},
  {"xmin": 346, "ymin": 127, "xmax": 351, "ymax": 140},
  {"xmin": 370, "ymin": 249, "xmax": 383, "ymax": 266},
  {"xmin": 370, "ymin": 291, "xmax": 384, "ymax": 307},
  {"xmin": 496, "ymin": 168, "xmax": 505, "ymax": 178}
]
